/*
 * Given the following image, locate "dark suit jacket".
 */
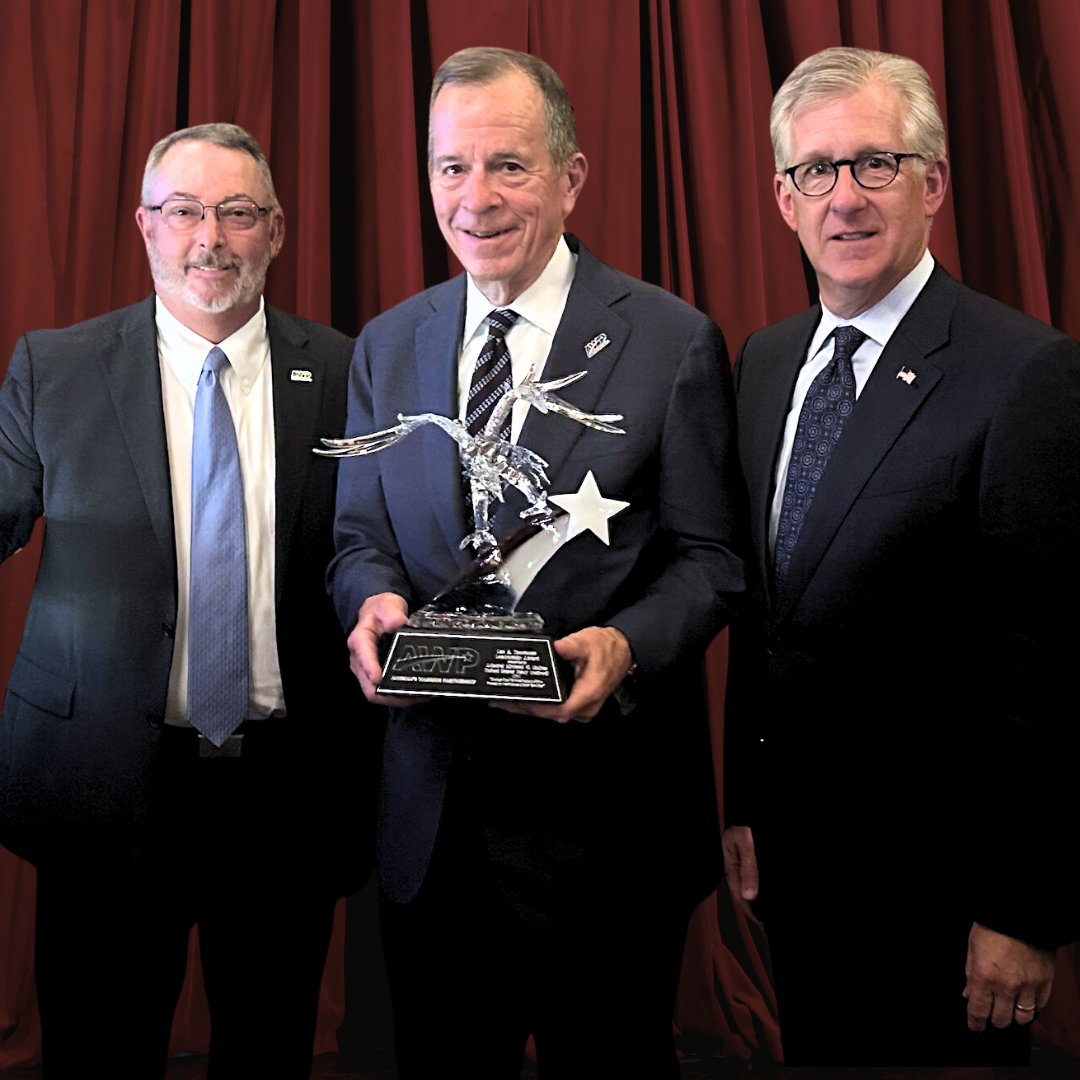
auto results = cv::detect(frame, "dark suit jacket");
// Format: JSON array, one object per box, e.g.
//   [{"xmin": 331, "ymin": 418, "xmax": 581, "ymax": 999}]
[
  {"xmin": 0, "ymin": 296, "xmax": 373, "ymax": 895},
  {"xmin": 726, "ymin": 266, "xmax": 1080, "ymax": 949},
  {"xmin": 329, "ymin": 236, "xmax": 745, "ymax": 923}
]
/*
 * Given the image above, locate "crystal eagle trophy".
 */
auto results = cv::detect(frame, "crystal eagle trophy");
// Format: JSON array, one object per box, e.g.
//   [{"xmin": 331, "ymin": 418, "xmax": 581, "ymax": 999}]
[{"xmin": 316, "ymin": 369, "xmax": 626, "ymax": 703}]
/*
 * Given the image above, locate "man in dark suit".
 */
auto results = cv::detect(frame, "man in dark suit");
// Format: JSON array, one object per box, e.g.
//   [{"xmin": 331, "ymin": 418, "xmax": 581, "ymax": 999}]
[
  {"xmin": 328, "ymin": 47, "xmax": 744, "ymax": 1078},
  {"xmin": 0, "ymin": 124, "xmax": 374, "ymax": 1079},
  {"xmin": 723, "ymin": 46, "xmax": 1080, "ymax": 1066}
]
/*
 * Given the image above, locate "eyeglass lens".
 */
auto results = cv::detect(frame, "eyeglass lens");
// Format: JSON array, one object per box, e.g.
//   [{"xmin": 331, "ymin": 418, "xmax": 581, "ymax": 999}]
[
  {"xmin": 159, "ymin": 200, "xmax": 262, "ymax": 231},
  {"xmin": 794, "ymin": 154, "xmax": 901, "ymax": 195}
]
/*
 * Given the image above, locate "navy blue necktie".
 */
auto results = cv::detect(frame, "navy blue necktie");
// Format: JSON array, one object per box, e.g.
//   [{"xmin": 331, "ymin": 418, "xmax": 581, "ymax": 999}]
[
  {"xmin": 773, "ymin": 325, "xmax": 866, "ymax": 583},
  {"xmin": 189, "ymin": 346, "xmax": 249, "ymax": 746},
  {"xmin": 465, "ymin": 309, "xmax": 520, "ymax": 438}
]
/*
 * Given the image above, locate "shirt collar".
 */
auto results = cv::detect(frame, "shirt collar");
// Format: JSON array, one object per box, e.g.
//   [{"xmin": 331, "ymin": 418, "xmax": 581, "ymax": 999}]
[
  {"xmin": 809, "ymin": 249, "xmax": 935, "ymax": 358},
  {"xmin": 462, "ymin": 236, "xmax": 576, "ymax": 344},
  {"xmin": 154, "ymin": 296, "xmax": 269, "ymax": 385}
]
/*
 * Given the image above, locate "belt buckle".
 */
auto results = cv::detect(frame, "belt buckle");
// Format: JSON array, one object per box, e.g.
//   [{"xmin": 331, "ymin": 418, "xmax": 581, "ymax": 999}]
[{"xmin": 198, "ymin": 733, "xmax": 244, "ymax": 759}]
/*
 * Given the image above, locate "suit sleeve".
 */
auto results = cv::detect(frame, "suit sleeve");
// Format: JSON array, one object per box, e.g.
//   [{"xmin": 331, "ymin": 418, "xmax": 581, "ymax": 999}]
[
  {"xmin": 327, "ymin": 328, "xmax": 415, "ymax": 633},
  {"xmin": 604, "ymin": 315, "xmax": 747, "ymax": 675},
  {"xmin": 722, "ymin": 333, "xmax": 764, "ymax": 828},
  {"xmin": 0, "ymin": 337, "xmax": 45, "ymax": 562},
  {"xmin": 971, "ymin": 333, "xmax": 1080, "ymax": 948}
]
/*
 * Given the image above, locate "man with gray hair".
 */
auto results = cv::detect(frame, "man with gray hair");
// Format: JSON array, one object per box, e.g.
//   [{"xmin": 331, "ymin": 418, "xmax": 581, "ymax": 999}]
[
  {"xmin": 330, "ymin": 46, "xmax": 744, "ymax": 1078},
  {"xmin": 724, "ymin": 46, "xmax": 1079, "ymax": 1065},
  {"xmin": 0, "ymin": 123, "xmax": 374, "ymax": 1078}
]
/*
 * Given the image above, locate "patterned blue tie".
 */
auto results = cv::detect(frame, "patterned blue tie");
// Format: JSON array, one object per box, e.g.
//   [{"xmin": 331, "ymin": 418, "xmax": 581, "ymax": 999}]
[
  {"xmin": 773, "ymin": 325, "xmax": 867, "ymax": 583},
  {"xmin": 465, "ymin": 309, "xmax": 520, "ymax": 438},
  {"xmin": 189, "ymin": 346, "xmax": 249, "ymax": 746}
]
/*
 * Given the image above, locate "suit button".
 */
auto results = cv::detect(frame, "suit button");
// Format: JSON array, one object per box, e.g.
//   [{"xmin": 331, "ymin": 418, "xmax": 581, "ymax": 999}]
[{"xmin": 162, "ymin": 623, "xmax": 175, "ymax": 639}]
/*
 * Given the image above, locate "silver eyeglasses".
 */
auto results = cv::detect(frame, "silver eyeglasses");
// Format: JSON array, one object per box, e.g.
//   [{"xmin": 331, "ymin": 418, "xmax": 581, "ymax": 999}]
[
  {"xmin": 147, "ymin": 198, "xmax": 271, "ymax": 232},
  {"xmin": 784, "ymin": 152, "xmax": 921, "ymax": 196}
]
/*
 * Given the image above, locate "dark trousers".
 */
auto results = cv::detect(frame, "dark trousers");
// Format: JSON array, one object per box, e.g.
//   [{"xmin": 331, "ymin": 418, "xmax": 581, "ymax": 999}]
[
  {"xmin": 752, "ymin": 806, "xmax": 1031, "ymax": 1067},
  {"xmin": 380, "ymin": 773, "xmax": 690, "ymax": 1080},
  {"xmin": 764, "ymin": 900, "xmax": 1030, "ymax": 1066},
  {"xmin": 34, "ymin": 723, "xmax": 338, "ymax": 1080}
]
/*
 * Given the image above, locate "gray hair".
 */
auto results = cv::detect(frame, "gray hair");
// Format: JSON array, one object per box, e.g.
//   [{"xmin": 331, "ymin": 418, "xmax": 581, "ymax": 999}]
[
  {"xmin": 428, "ymin": 47, "xmax": 579, "ymax": 169},
  {"xmin": 770, "ymin": 46, "xmax": 948, "ymax": 172},
  {"xmin": 141, "ymin": 123, "xmax": 278, "ymax": 206}
]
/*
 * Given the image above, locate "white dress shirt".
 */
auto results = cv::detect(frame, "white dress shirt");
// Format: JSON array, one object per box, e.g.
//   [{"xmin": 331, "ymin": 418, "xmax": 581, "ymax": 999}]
[
  {"xmin": 769, "ymin": 249, "xmax": 936, "ymax": 550},
  {"xmin": 155, "ymin": 297, "xmax": 285, "ymax": 725},
  {"xmin": 456, "ymin": 236, "xmax": 577, "ymax": 442}
]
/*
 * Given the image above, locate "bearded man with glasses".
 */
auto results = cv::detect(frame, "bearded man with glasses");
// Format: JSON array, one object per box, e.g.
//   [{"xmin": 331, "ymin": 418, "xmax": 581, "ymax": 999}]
[
  {"xmin": 723, "ymin": 46, "xmax": 1080, "ymax": 1067},
  {"xmin": 0, "ymin": 123, "xmax": 376, "ymax": 1079}
]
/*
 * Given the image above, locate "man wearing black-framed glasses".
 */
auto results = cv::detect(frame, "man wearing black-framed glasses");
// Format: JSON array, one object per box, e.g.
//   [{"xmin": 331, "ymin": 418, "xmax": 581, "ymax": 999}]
[
  {"xmin": 724, "ymin": 45, "xmax": 1080, "ymax": 1068},
  {"xmin": 0, "ymin": 123, "xmax": 375, "ymax": 1078},
  {"xmin": 783, "ymin": 150, "xmax": 921, "ymax": 197}
]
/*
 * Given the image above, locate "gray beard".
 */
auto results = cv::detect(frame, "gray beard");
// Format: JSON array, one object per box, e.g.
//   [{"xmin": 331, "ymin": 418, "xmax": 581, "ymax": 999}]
[{"xmin": 147, "ymin": 240, "xmax": 270, "ymax": 315}]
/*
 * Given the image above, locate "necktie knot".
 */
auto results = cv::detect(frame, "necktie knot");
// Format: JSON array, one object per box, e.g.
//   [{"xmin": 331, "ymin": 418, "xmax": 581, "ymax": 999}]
[
  {"xmin": 831, "ymin": 325, "xmax": 866, "ymax": 366},
  {"xmin": 486, "ymin": 308, "xmax": 520, "ymax": 338},
  {"xmin": 203, "ymin": 345, "xmax": 230, "ymax": 379}
]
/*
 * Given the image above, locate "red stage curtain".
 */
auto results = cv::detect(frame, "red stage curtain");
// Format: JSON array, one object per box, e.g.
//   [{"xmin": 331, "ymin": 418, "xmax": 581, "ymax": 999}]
[{"xmin": 2, "ymin": 0, "xmax": 1078, "ymax": 1070}]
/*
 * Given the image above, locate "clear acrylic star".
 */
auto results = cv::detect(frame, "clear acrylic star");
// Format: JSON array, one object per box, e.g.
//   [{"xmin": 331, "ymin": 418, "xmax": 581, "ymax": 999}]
[{"xmin": 549, "ymin": 470, "xmax": 629, "ymax": 545}]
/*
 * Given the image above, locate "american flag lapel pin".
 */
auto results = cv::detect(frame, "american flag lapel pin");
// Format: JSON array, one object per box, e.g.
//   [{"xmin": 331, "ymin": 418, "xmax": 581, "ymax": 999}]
[{"xmin": 896, "ymin": 367, "xmax": 917, "ymax": 386}]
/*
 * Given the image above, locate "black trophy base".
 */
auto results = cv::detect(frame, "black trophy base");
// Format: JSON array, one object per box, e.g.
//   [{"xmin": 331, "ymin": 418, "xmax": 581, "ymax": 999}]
[{"xmin": 377, "ymin": 628, "xmax": 567, "ymax": 702}]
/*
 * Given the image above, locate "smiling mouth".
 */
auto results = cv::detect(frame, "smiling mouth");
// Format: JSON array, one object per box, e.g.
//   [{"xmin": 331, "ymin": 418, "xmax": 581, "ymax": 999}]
[
  {"xmin": 462, "ymin": 227, "xmax": 514, "ymax": 240},
  {"xmin": 187, "ymin": 251, "xmax": 239, "ymax": 269},
  {"xmin": 833, "ymin": 231, "xmax": 876, "ymax": 241},
  {"xmin": 187, "ymin": 262, "xmax": 238, "ymax": 273}
]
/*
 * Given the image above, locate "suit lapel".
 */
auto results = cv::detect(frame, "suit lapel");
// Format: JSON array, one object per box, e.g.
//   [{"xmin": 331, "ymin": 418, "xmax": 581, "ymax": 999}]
[
  {"xmin": 97, "ymin": 297, "xmax": 176, "ymax": 585},
  {"xmin": 268, "ymin": 307, "xmax": 326, "ymax": 606},
  {"xmin": 774, "ymin": 271, "xmax": 953, "ymax": 620},
  {"xmin": 413, "ymin": 280, "xmax": 472, "ymax": 562},
  {"xmin": 492, "ymin": 238, "xmax": 629, "ymax": 531},
  {"xmin": 738, "ymin": 308, "xmax": 819, "ymax": 603}
]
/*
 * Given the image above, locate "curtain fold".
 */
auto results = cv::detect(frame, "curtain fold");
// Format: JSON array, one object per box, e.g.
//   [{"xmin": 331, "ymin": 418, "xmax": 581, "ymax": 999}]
[
  {"xmin": 530, "ymin": 1, "xmax": 645, "ymax": 279},
  {"xmin": 943, "ymin": 0, "xmax": 1049, "ymax": 320},
  {"xmin": 2, "ymin": 0, "xmax": 1077, "ymax": 1069},
  {"xmin": 1011, "ymin": 0, "xmax": 1080, "ymax": 337}
]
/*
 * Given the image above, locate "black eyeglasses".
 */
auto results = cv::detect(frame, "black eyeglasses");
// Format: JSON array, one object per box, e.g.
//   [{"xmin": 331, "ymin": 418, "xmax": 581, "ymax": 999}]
[
  {"xmin": 147, "ymin": 198, "xmax": 272, "ymax": 232},
  {"xmin": 784, "ymin": 152, "xmax": 922, "ymax": 196}
]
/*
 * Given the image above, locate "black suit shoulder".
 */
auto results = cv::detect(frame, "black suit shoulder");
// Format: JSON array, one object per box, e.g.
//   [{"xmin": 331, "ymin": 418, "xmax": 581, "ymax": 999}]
[
  {"xmin": 267, "ymin": 304, "xmax": 354, "ymax": 354},
  {"xmin": 739, "ymin": 304, "xmax": 818, "ymax": 351},
  {"xmin": 733, "ymin": 305, "xmax": 817, "ymax": 392},
  {"xmin": 738, "ymin": 266, "xmax": 1079, "ymax": 355},
  {"xmin": 18, "ymin": 298, "xmax": 152, "ymax": 360},
  {"xmin": 564, "ymin": 235, "xmax": 722, "ymax": 345},
  {"xmin": 24, "ymin": 297, "xmax": 151, "ymax": 337},
  {"xmin": 917, "ymin": 271, "xmax": 1077, "ymax": 358},
  {"xmin": 735, "ymin": 269, "xmax": 1080, "ymax": 392}
]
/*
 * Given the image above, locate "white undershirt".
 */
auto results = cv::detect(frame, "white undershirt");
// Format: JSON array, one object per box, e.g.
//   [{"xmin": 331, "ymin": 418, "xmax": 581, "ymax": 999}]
[
  {"xmin": 768, "ymin": 250, "xmax": 935, "ymax": 551},
  {"xmin": 155, "ymin": 297, "xmax": 284, "ymax": 725},
  {"xmin": 456, "ymin": 237, "xmax": 577, "ymax": 442}
]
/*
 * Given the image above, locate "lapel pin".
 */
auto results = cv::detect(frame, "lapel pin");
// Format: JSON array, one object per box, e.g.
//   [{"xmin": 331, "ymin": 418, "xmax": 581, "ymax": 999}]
[
  {"xmin": 584, "ymin": 332, "xmax": 611, "ymax": 359},
  {"xmin": 895, "ymin": 367, "xmax": 917, "ymax": 386},
  {"xmin": 290, "ymin": 369, "xmax": 313, "ymax": 383}
]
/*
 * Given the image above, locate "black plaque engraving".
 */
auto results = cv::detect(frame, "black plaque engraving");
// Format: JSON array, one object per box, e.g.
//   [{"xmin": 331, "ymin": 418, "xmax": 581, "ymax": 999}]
[{"xmin": 379, "ymin": 629, "xmax": 567, "ymax": 702}]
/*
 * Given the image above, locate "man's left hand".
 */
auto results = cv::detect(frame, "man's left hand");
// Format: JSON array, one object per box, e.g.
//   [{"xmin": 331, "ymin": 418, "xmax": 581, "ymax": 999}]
[
  {"xmin": 493, "ymin": 625, "xmax": 633, "ymax": 723},
  {"xmin": 963, "ymin": 921, "xmax": 1055, "ymax": 1030}
]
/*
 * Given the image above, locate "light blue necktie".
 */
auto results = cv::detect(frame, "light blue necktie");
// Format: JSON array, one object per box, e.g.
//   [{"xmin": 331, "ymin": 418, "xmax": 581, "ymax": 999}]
[
  {"xmin": 189, "ymin": 346, "xmax": 249, "ymax": 746},
  {"xmin": 773, "ymin": 325, "xmax": 866, "ymax": 584}
]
